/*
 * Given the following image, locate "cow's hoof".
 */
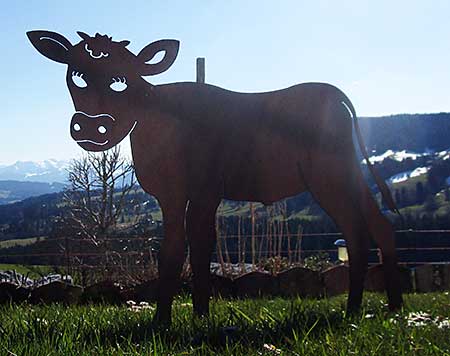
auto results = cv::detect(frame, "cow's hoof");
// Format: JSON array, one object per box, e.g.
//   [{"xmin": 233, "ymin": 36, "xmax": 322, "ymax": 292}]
[
  {"xmin": 152, "ymin": 311, "xmax": 171, "ymax": 329},
  {"xmin": 388, "ymin": 297, "xmax": 403, "ymax": 311},
  {"xmin": 386, "ymin": 288, "xmax": 403, "ymax": 311},
  {"xmin": 193, "ymin": 308, "xmax": 210, "ymax": 319},
  {"xmin": 345, "ymin": 301, "xmax": 362, "ymax": 317}
]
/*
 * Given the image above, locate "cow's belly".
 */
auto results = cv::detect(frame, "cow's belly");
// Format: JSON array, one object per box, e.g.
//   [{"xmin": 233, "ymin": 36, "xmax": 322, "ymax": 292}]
[
  {"xmin": 222, "ymin": 139, "xmax": 306, "ymax": 204},
  {"xmin": 223, "ymin": 170, "xmax": 305, "ymax": 204}
]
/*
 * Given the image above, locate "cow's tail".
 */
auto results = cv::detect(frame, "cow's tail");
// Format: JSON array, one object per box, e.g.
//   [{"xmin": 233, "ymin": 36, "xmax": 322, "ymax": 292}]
[{"xmin": 340, "ymin": 95, "xmax": 401, "ymax": 216}]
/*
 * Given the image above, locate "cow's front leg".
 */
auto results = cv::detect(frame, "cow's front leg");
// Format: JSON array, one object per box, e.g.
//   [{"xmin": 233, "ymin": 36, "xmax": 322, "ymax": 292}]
[
  {"xmin": 186, "ymin": 198, "xmax": 221, "ymax": 317},
  {"xmin": 153, "ymin": 198, "xmax": 188, "ymax": 325}
]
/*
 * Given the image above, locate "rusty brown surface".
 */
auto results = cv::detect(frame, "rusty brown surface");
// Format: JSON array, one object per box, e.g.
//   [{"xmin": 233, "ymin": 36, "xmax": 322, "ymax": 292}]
[
  {"xmin": 27, "ymin": 30, "xmax": 403, "ymax": 323},
  {"xmin": 322, "ymin": 265, "xmax": 350, "ymax": 297},
  {"xmin": 278, "ymin": 267, "xmax": 324, "ymax": 298}
]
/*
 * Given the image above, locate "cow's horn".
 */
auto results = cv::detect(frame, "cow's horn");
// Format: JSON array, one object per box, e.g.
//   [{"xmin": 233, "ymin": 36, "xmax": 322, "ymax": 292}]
[{"xmin": 77, "ymin": 31, "xmax": 91, "ymax": 41}]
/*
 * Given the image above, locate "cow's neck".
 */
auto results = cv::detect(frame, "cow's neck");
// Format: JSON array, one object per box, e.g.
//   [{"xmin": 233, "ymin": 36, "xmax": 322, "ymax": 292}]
[
  {"xmin": 128, "ymin": 83, "xmax": 187, "ymax": 192},
  {"xmin": 131, "ymin": 82, "xmax": 183, "ymax": 132}
]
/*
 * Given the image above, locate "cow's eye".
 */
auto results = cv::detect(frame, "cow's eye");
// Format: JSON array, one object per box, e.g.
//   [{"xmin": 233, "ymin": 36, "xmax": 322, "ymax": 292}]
[
  {"xmin": 71, "ymin": 71, "xmax": 87, "ymax": 88},
  {"xmin": 110, "ymin": 77, "xmax": 127, "ymax": 92}
]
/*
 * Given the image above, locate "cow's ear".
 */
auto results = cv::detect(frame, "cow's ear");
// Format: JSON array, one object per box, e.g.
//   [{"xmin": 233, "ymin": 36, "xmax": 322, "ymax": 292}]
[
  {"xmin": 137, "ymin": 39, "xmax": 179, "ymax": 76},
  {"xmin": 27, "ymin": 30, "xmax": 72, "ymax": 64}
]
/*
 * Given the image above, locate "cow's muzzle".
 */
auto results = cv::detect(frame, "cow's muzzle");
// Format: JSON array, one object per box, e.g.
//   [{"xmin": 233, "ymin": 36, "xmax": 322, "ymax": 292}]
[{"xmin": 70, "ymin": 111, "xmax": 115, "ymax": 147}]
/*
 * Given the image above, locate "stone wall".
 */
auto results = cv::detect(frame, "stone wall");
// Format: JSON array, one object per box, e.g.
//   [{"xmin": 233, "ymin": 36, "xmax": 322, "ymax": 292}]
[{"xmin": 1, "ymin": 264, "xmax": 448, "ymax": 305}]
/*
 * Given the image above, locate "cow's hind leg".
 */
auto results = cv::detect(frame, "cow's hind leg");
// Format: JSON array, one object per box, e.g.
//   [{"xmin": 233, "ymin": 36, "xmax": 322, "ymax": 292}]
[
  {"xmin": 300, "ymin": 157, "xmax": 371, "ymax": 313},
  {"xmin": 329, "ymin": 158, "xmax": 403, "ymax": 310},
  {"xmin": 186, "ymin": 198, "xmax": 221, "ymax": 317},
  {"xmin": 301, "ymin": 155, "xmax": 402, "ymax": 311},
  {"xmin": 356, "ymin": 179, "xmax": 403, "ymax": 310}
]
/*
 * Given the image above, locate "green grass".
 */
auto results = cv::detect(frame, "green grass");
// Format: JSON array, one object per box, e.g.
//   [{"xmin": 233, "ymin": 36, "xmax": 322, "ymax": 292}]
[
  {"xmin": 1, "ymin": 293, "xmax": 449, "ymax": 355},
  {"xmin": 0, "ymin": 264, "xmax": 53, "ymax": 279},
  {"xmin": 0, "ymin": 236, "xmax": 47, "ymax": 249}
]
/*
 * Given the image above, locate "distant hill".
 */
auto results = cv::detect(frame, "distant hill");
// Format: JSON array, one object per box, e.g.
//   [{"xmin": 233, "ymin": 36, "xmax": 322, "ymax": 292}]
[
  {"xmin": 0, "ymin": 191, "xmax": 65, "ymax": 240},
  {"xmin": 359, "ymin": 113, "xmax": 450, "ymax": 153},
  {"xmin": 0, "ymin": 180, "xmax": 66, "ymax": 205}
]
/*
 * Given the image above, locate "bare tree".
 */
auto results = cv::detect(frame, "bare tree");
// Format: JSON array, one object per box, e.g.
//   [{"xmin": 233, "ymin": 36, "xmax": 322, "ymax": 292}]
[
  {"xmin": 52, "ymin": 148, "xmax": 168, "ymax": 284},
  {"xmin": 63, "ymin": 146, "xmax": 137, "ymax": 245}
]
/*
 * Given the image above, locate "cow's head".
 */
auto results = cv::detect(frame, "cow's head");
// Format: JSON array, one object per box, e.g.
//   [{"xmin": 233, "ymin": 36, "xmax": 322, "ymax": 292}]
[{"xmin": 27, "ymin": 30, "xmax": 179, "ymax": 151}]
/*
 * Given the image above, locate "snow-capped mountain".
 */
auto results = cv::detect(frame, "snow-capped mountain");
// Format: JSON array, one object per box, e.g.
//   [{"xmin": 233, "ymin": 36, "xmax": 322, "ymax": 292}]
[
  {"xmin": 0, "ymin": 160, "xmax": 70, "ymax": 204},
  {"xmin": 388, "ymin": 167, "xmax": 430, "ymax": 184},
  {"xmin": 364, "ymin": 148, "xmax": 450, "ymax": 185},
  {"xmin": 366, "ymin": 149, "xmax": 433, "ymax": 164},
  {"xmin": 0, "ymin": 159, "xmax": 69, "ymax": 184}
]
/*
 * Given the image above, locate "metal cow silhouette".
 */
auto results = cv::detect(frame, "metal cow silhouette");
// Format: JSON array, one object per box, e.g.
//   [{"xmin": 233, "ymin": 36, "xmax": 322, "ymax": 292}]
[{"xmin": 28, "ymin": 30, "xmax": 403, "ymax": 322}]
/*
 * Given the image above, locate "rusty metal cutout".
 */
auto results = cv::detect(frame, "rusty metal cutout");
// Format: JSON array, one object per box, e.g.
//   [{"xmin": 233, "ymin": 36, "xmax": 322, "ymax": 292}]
[{"xmin": 27, "ymin": 30, "xmax": 402, "ymax": 322}]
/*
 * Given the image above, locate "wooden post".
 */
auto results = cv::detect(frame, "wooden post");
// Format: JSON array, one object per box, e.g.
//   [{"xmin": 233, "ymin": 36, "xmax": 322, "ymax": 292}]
[
  {"xmin": 196, "ymin": 57, "xmax": 205, "ymax": 83},
  {"xmin": 250, "ymin": 203, "xmax": 256, "ymax": 267}
]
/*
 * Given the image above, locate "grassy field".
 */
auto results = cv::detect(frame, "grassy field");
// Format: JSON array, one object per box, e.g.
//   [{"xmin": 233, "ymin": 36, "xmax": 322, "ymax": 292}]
[
  {"xmin": 0, "ymin": 263, "xmax": 53, "ymax": 278},
  {"xmin": 0, "ymin": 236, "xmax": 47, "ymax": 249},
  {"xmin": 0, "ymin": 293, "xmax": 449, "ymax": 355}
]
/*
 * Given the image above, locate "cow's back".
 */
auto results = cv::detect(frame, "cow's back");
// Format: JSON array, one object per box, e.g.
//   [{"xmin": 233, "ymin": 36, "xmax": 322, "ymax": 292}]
[{"xmin": 154, "ymin": 82, "xmax": 354, "ymax": 202}]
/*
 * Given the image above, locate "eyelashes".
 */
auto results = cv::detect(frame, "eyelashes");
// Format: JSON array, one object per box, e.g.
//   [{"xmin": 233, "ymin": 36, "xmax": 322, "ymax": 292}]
[
  {"xmin": 71, "ymin": 71, "xmax": 87, "ymax": 88},
  {"xmin": 70, "ymin": 72, "xmax": 128, "ymax": 93},
  {"xmin": 110, "ymin": 77, "xmax": 127, "ymax": 92},
  {"xmin": 112, "ymin": 76, "xmax": 126, "ymax": 83}
]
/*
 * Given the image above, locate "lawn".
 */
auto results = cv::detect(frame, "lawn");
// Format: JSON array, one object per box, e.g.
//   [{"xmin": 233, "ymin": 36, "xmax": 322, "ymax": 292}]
[
  {"xmin": 0, "ymin": 264, "xmax": 53, "ymax": 279},
  {"xmin": 0, "ymin": 293, "xmax": 449, "ymax": 355},
  {"xmin": 0, "ymin": 237, "xmax": 47, "ymax": 249}
]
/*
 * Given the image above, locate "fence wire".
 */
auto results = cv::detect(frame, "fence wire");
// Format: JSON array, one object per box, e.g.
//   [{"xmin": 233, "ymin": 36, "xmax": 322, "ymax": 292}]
[{"xmin": 1, "ymin": 230, "xmax": 450, "ymax": 266}]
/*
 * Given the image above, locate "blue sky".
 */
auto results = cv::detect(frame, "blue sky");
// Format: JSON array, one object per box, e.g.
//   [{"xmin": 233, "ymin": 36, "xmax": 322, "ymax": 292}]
[{"xmin": 1, "ymin": 0, "xmax": 450, "ymax": 164}]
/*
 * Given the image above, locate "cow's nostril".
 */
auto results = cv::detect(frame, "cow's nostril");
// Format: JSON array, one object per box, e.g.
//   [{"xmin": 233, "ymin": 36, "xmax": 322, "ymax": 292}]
[
  {"xmin": 98, "ymin": 126, "xmax": 107, "ymax": 134},
  {"xmin": 73, "ymin": 123, "xmax": 81, "ymax": 132}
]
